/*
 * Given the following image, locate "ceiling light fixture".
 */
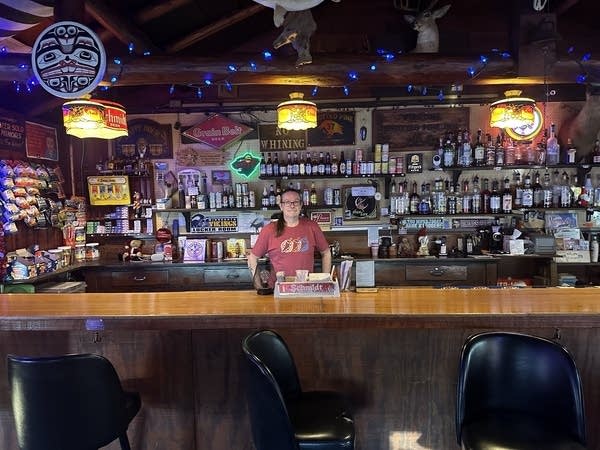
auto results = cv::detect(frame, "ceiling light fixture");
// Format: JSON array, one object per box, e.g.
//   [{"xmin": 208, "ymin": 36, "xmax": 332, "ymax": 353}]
[
  {"xmin": 489, "ymin": 90, "xmax": 536, "ymax": 129},
  {"xmin": 62, "ymin": 98, "xmax": 128, "ymax": 139},
  {"xmin": 277, "ymin": 92, "xmax": 317, "ymax": 131}
]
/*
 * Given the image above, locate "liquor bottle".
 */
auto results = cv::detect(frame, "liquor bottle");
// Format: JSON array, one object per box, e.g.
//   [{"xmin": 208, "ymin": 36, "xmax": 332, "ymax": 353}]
[
  {"xmin": 265, "ymin": 152, "xmax": 273, "ymax": 176},
  {"xmin": 302, "ymin": 186, "xmax": 310, "ymax": 206},
  {"xmin": 418, "ymin": 182, "xmax": 431, "ymax": 215},
  {"xmin": 521, "ymin": 173, "xmax": 534, "ymax": 208},
  {"xmin": 309, "ymin": 182, "xmax": 318, "ymax": 205},
  {"xmin": 261, "ymin": 185, "xmax": 269, "ymax": 207},
  {"xmin": 286, "ymin": 152, "xmax": 293, "ymax": 175},
  {"xmin": 305, "ymin": 152, "xmax": 313, "ymax": 176},
  {"xmin": 592, "ymin": 140, "xmax": 600, "ymax": 164},
  {"xmin": 331, "ymin": 152, "xmax": 339, "ymax": 175},
  {"xmin": 409, "ymin": 181, "xmax": 420, "ymax": 214},
  {"xmin": 565, "ymin": 138, "xmax": 577, "ymax": 164},
  {"xmin": 339, "ymin": 151, "xmax": 346, "ymax": 175},
  {"xmin": 443, "ymin": 137, "xmax": 455, "ymax": 168},
  {"xmin": 272, "ymin": 153, "xmax": 280, "ymax": 177},
  {"xmin": 495, "ymin": 134, "xmax": 504, "ymax": 166},
  {"xmin": 512, "ymin": 170, "xmax": 522, "ymax": 209},
  {"xmin": 546, "ymin": 123, "xmax": 560, "ymax": 165},
  {"xmin": 471, "ymin": 176, "xmax": 482, "ymax": 213},
  {"xmin": 455, "ymin": 182, "xmax": 464, "ymax": 214},
  {"xmin": 551, "ymin": 169, "xmax": 562, "ymax": 207},
  {"xmin": 532, "ymin": 171, "xmax": 544, "ymax": 207},
  {"xmin": 481, "ymin": 178, "xmax": 491, "ymax": 213},
  {"xmin": 485, "ymin": 133, "xmax": 495, "ymax": 166},
  {"xmin": 447, "ymin": 181, "xmax": 457, "ymax": 215},
  {"xmin": 279, "ymin": 153, "xmax": 288, "ymax": 177},
  {"xmin": 298, "ymin": 152, "xmax": 305, "ymax": 176},
  {"xmin": 462, "ymin": 180, "xmax": 472, "ymax": 213},
  {"xmin": 292, "ymin": 152, "xmax": 300, "ymax": 176},
  {"xmin": 504, "ymin": 137, "xmax": 516, "ymax": 165},
  {"xmin": 560, "ymin": 171, "xmax": 572, "ymax": 207},
  {"xmin": 317, "ymin": 152, "xmax": 325, "ymax": 175},
  {"xmin": 570, "ymin": 174, "xmax": 581, "ymax": 205},
  {"xmin": 259, "ymin": 153, "xmax": 267, "ymax": 176},
  {"xmin": 542, "ymin": 171, "xmax": 553, "ymax": 208},
  {"xmin": 325, "ymin": 152, "xmax": 332, "ymax": 175},
  {"xmin": 502, "ymin": 177, "xmax": 513, "ymax": 213},
  {"xmin": 474, "ymin": 129, "xmax": 485, "ymax": 167},
  {"xmin": 490, "ymin": 180, "xmax": 501, "ymax": 214},
  {"xmin": 431, "ymin": 178, "xmax": 446, "ymax": 214},
  {"xmin": 462, "ymin": 130, "xmax": 473, "ymax": 167},
  {"xmin": 578, "ymin": 173, "xmax": 593, "ymax": 207},
  {"xmin": 268, "ymin": 184, "xmax": 276, "ymax": 206}
]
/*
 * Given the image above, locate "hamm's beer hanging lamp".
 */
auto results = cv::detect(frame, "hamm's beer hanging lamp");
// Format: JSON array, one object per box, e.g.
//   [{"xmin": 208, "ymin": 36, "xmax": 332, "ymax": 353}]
[
  {"xmin": 31, "ymin": 21, "xmax": 128, "ymax": 139},
  {"xmin": 277, "ymin": 92, "xmax": 317, "ymax": 130},
  {"xmin": 489, "ymin": 90, "xmax": 536, "ymax": 129},
  {"xmin": 62, "ymin": 98, "xmax": 128, "ymax": 139}
]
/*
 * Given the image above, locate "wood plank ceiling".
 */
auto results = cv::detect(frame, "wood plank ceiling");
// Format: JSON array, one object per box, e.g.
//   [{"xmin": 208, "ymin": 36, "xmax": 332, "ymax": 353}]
[{"xmin": 0, "ymin": 0, "xmax": 597, "ymax": 121}]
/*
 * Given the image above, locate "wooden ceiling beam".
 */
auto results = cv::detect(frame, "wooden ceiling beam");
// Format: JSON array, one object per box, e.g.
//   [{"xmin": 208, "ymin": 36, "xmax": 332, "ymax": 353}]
[
  {"xmin": 84, "ymin": 0, "xmax": 161, "ymax": 54},
  {"xmin": 165, "ymin": 4, "xmax": 265, "ymax": 54},
  {"xmin": 97, "ymin": 0, "xmax": 192, "ymax": 42}
]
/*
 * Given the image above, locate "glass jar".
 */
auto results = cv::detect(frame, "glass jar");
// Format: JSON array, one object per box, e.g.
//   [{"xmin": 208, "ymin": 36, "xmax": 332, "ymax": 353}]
[
  {"xmin": 58, "ymin": 245, "xmax": 72, "ymax": 266},
  {"xmin": 85, "ymin": 243, "xmax": 100, "ymax": 260},
  {"xmin": 74, "ymin": 244, "xmax": 86, "ymax": 262}
]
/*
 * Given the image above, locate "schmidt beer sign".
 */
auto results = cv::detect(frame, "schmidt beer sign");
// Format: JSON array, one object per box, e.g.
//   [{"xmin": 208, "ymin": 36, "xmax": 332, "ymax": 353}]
[{"xmin": 182, "ymin": 113, "xmax": 252, "ymax": 150}]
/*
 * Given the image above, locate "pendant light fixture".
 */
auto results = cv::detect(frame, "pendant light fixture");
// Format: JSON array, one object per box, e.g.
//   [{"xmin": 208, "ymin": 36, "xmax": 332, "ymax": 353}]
[
  {"xmin": 277, "ymin": 92, "xmax": 317, "ymax": 130},
  {"xmin": 489, "ymin": 90, "xmax": 536, "ymax": 129},
  {"xmin": 62, "ymin": 98, "xmax": 128, "ymax": 139}
]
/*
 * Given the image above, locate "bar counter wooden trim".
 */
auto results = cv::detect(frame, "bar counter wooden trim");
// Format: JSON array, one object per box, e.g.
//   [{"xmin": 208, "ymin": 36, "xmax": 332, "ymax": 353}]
[{"xmin": 1, "ymin": 287, "xmax": 599, "ymax": 331}]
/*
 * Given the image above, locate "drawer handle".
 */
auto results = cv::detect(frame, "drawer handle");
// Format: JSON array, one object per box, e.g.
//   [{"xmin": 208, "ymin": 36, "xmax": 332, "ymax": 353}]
[
  {"xmin": 133, "ymin": 275, "xmax": 147, "ymax": 281},
  {"xmin": 226, "ymin": 274, "xmax": 240, "ymax": 279},
  {"xmin": 429, "ymin": 267, "xmax": 446, "ymax": 276}
]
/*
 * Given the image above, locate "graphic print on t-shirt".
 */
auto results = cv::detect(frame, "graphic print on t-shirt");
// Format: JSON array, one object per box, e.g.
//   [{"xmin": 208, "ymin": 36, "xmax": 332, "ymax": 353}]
[{"xmin": 280, "ymin": 236, "xmax": 309, "ymax": 253}]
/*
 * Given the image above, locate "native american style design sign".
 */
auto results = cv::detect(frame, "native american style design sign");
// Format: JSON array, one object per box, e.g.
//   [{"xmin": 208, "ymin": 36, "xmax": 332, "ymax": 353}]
[{"xmin": 31, "ymin": 21, "xmax": 106, "ymax": 98}]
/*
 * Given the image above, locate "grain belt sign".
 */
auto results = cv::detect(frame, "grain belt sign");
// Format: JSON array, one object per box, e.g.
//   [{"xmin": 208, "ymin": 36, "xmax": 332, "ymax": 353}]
[{"xmin": 373, "ymin": 108, "xmax": 469, "ymax": 151}]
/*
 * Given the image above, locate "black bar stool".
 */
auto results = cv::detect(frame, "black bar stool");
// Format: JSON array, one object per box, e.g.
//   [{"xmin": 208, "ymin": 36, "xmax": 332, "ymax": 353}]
[
  {"xmin": 7, "ymin": 353, "xmax": 141, "ymax": 450},
  {"xmin": 456, "ymin": 331, "xmax": 587, "ymax": 449},
  {"xmin": 242, "ymin": 329, "xmax": 355, "ymax": 450}
]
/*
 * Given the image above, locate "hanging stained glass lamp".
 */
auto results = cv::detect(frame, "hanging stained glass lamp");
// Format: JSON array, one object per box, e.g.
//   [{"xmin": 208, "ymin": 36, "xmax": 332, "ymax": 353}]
[
  {"xmin": 277, "ymin": 92, "xmax": 317, "ymax": 130},
  {"xmin": 489, "ymin": 90, "xmax": 536, "ymax": 129}
]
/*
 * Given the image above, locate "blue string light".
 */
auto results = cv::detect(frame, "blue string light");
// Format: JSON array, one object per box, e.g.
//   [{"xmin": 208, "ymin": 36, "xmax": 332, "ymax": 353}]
[
  {"xmin": 143, "ymin": 50, "xmax": 151, "ymax": 56},
  {"xmin": 227, "ymin": 64, "xmax": 237, "ymax": 72},
  {"xmin": 128, "ymin": 42, "xmax": 135, "ymax": 54},
  {"xmin": 343, "ymin": 86, "xmax": 350, "ymax": 96},
  {"xmin": 169, "ymin": 84, "xmax": 175, "ymax": 95},
  {"xmin": 262, "ymin": 50, "xmax": 272, "ymax": 61},
  {"xmin": 311, "ymin": 86, "xmax": 319, "ymax": 96}
]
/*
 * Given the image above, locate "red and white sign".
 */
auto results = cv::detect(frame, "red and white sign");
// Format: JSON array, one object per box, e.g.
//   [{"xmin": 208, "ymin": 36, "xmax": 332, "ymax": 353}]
[{"xmin": 182, "ymin": 113, "xmax": 252, "ymax": 150}]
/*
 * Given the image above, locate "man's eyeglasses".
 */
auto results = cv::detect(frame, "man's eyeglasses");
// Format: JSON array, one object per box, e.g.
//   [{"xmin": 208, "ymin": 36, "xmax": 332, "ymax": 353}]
[{"xmin": 281, "ymin": 200, "xmax": 300, "ymax": 207}]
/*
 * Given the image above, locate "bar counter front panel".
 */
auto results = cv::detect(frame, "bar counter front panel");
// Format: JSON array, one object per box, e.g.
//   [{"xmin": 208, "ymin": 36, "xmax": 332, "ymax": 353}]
[{"xmin": 0, "ymin": 288, "xmax": 599, "ymax": 450}]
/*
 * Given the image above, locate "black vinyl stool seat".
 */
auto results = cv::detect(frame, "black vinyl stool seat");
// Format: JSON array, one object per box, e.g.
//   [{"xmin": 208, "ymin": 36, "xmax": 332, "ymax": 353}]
[
  {"xmin": 242, "ymin": 329, "xmax": 355, "ymax": 450},
  {"xmin": 456, "ymin": 331, "xmax": 587, "ymax": 450},
  {"xmin": 7, "ymin": 353, "xmax": 141, "ymax": 450}
]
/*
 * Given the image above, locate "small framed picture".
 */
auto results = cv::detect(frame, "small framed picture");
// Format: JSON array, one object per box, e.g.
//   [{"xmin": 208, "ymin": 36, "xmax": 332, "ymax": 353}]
[
  {"xmin": 310, "ymin": 211, "xmax": 332, "ymax": 225},
  {"xmin": 211, "ymin": 170, "xmax": 231, "ymax": 186}
]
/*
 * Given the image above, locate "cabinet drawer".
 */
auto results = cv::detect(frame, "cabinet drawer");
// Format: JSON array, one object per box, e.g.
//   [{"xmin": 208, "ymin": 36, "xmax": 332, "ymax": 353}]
[
  {"xmin": 203, "ymin": 268, "xmax": 252, "ymax": 284},
  {"xmin": 111, "ymin": 270, "xmax": 169, "ymax": 287},
  {"xmin": 405, "ymin": 265, "xmax": 468, "ymax": 281}
]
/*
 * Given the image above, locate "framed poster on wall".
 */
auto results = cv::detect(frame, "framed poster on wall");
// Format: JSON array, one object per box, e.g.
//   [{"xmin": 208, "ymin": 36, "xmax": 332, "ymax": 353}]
[
  {"xmin": 87, "ymin": 175, "xmax": 131, "ymax": 206},
  {"xmin": 372, "ymin": 108, "xmax": 469, "ymax": 151},
  {"xmin": 26, "ymin": 121, "xmax": 58, "ymax": 161},
  {"xmin": 343, "ymin": 184, "xmax": 379, "ymax": 220},
  {"xmin": 115, "ymin": 118, "xmax": 173, "ymax": 159},
  {"xmin": 307, "ymin": 111, "xmax": 355, "ymax": 147}
]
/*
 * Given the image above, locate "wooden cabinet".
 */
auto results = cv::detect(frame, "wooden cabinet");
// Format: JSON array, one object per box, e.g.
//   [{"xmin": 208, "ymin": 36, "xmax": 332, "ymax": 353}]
[
  {"xmin": 83, "ymin": 262, "xmax": 252, "ymax": 292},
  {"xmin": 373, "ymin": 258, "xmax": 497, "ymax": 287}
]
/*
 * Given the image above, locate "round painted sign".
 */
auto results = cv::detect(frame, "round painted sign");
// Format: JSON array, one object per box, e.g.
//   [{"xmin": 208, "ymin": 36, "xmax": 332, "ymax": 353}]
[{"xmin": 31, "ymin": 21, "xmax": 107, "ymax": 99}]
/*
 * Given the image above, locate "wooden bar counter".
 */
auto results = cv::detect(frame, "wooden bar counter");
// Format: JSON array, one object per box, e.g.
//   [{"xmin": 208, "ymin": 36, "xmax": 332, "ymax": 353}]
[{"xmin": 1, "ymin": 287, "xmax": 599, "ymax": 449}]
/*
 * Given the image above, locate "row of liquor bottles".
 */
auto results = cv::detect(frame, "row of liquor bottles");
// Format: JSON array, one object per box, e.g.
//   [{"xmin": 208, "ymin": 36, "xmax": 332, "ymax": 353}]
[
  {"xmin": 433, "ymin": 125, "xmax": 579, "ymax": 169},
  {"xmin": 389, "ymin": 170, "xmax": 600, "ymax": 216},
  {"xmin": 259, "ymin": 147, "xmax": 398, "ymax": 177}
]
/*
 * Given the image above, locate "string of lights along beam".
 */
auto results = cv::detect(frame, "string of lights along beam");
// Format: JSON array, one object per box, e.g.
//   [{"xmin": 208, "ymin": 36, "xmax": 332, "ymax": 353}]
[{"xmin": 1, "ymin": 42, "xmax": 593, "ymax": 101}]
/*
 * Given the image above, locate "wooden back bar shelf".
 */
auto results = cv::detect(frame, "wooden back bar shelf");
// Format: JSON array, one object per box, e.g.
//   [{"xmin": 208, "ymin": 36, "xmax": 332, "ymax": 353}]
[{"xmin": 1, "ymin": 288, "xmax": 599, "ymax": 449}]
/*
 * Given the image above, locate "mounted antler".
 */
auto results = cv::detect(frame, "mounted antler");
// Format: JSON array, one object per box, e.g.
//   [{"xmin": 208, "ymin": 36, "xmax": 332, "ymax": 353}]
[{"xmin": 402, "ymin": 0, "xmax": 450, "ymax": 53}]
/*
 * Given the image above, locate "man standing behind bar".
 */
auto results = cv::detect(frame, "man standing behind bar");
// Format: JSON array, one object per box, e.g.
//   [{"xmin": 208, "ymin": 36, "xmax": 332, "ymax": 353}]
[{"xmin": 248, "ymin": 188, "xmax": 332, "ymax": 277}]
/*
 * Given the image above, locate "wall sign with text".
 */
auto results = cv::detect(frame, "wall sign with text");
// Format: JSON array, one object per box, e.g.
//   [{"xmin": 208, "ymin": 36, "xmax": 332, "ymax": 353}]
[{"xmin": 308, "ymin": 111, "xmax": 355, "ymax": 147}]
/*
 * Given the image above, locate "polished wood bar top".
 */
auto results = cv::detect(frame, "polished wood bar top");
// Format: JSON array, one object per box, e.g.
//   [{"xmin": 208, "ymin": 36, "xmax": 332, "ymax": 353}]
[{"xmin": 1, "ymin": 287, "xmax": 599, "ymax": 331}]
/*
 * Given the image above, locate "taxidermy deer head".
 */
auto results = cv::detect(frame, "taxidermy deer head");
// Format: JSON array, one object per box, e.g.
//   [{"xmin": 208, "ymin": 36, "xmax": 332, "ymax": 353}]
[{"xmin": 402, "ymin": 0, "xmax": 450, "ymax": 53}]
